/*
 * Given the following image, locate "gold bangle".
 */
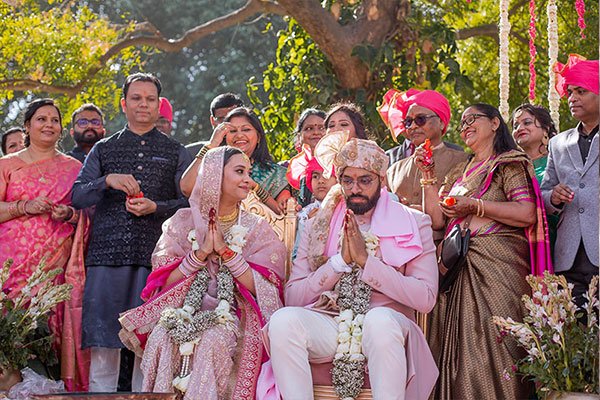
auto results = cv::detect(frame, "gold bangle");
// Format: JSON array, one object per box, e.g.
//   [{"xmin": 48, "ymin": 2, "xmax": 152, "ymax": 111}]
[
  {"xmin": 195, "ymin": 145, "xmax": 210, "ymax": 160},
  {"xmin": 480, "ymin": 199, "xmax": 485, "ymax": 217},
  {"xmin": 475, "ymin": 198, "xmax": 481, "ymax": 217},
  {"xmin": 255, "ymin": 184, "xmax": 269, "ymax": 202}
]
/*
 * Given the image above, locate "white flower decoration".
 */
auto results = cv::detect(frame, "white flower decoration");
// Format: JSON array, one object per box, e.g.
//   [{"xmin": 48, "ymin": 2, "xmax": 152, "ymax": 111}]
[
  {"xmin": 226, "ymin": 225, "xmax": 249, "ymax": 253},
  {"xmin": 187, "ymin": 229, "xmax": 200, "ymax": 251},
  {"xmin": 173, "ymin": 374, "xmax": 191, "ymax": 392}
]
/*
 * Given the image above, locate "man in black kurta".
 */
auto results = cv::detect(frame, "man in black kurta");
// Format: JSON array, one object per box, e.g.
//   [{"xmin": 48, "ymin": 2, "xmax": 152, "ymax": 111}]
[{"xmin": 71, "ymin": 73, "xmax": 192, "ymax": 392}]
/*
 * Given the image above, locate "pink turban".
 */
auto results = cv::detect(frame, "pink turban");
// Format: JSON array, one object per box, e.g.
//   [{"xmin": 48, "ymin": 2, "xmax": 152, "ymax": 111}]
[
  {"xmin": 378, "ymin": 88, "xmax": 451, "ymax": 140},
  {"xmin": 286, "ymin": 145, "xmax": 334, "ymax": 193},
  {"xmin": 159, "ymin": 97, "xmax": 173, "ymax": 122},
  {"xmin": 553, "ymin": 54, "xmax": 599, "ymax": 98}
]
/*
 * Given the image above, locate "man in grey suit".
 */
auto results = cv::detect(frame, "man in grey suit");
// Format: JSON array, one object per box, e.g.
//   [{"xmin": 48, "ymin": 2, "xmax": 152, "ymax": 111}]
[{"xmin": 541, "ymin": 55, "xmax": 598, "ymax": 306}]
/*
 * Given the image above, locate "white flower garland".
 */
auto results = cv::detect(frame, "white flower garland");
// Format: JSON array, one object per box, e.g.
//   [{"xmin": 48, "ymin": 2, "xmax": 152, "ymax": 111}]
[
  {"xmin": 498, "ymin": 0, "xmax": 511, "ymax": 122},
  {"xmin": 163, "ymin": 218, "xmax": 248, "ymax": 393},
  {"xmin": 546, "ymin": 0, "xmax": 560, "ymax": 129},
  {"xmin": 332, "ymin": 231, "xmax": 379, "ymax": 399}
]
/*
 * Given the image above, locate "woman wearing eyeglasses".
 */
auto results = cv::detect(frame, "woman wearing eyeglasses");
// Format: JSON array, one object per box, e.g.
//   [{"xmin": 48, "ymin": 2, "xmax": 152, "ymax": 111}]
[
  {"xmin": 0, "ymin": 98, "xmax": 89, "ymax": 390},
  {"xmin": 419, "ymin": 103, "xmax": 552, "ymax": 400},
  {"xmin": 289, "ymin": 108, "xmax": 327, "ymax": 207}
]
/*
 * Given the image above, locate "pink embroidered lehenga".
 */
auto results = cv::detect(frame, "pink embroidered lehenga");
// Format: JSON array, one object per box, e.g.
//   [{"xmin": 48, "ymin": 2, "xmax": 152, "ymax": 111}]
[
  {"xmin": 119, "ymin": 147, "xmax": 286, "ymax": 400},
  {"xmin": 0, "ymin": 153, "xmax": 90, "ymax": 391}
]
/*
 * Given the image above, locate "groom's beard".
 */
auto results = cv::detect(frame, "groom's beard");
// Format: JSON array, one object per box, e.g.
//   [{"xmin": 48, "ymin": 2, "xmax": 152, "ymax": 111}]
[{"xmin": 345, "ymin": 182, "xmax": 381, "ymax": 215}]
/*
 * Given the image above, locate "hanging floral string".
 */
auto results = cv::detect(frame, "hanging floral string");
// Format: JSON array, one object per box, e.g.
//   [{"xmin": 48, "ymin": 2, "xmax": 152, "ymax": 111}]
[
  {"xmin": 528, "ymin": 0, "xmax": 537, "ymax": 101},
  {"xmin": 498, "ymin": 0, "xmax": 511, "ymax": 121},
  {"xmin": 547, "ymin": 0, "xmax": 560, "ymax": 129},
  {"xmin": 575, "ymin": 0, "xmax": 586, "ymax": 39}
]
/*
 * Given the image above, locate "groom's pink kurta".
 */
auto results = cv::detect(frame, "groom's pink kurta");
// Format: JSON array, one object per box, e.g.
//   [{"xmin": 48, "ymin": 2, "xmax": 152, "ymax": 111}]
[{"xmin": 281, "ymin": 191, "xmax": 440, "ymax": 399}]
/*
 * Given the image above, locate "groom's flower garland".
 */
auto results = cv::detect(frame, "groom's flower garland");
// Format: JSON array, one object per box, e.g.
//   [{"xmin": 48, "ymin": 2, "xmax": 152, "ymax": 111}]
[
  {"xmin": 332, "ymin": 231, "xmax": 378, "ymax": 400},
  {"xmin": 159, "ymin": 221, "xmax": 248, "ymax": 393}
]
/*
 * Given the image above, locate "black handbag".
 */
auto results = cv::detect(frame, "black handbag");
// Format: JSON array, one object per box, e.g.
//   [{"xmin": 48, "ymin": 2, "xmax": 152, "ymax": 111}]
[{"xmin": 437, "ymin": 214, "xmax": 473, "ymax": 293}]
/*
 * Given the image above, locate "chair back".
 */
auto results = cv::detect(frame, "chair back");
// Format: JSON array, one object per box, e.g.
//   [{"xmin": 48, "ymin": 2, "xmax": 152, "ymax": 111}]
[{"xmin": 241, "ymin": 191, "xmax": 297, "ymax": 280}]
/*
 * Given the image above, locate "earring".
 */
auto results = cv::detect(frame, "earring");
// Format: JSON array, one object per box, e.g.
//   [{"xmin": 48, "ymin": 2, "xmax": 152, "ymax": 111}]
[{"xmin": 539, "ymin": 132, "xmax": 549, "ymax": 155}]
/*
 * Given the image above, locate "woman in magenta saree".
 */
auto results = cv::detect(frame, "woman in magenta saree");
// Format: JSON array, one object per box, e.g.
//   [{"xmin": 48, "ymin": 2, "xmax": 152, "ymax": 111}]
[
  {"xmin": 119, "ymin": 146, "xmax": 286, "ymax": 400},
  {"xmin": 0, "ymin": 98, "xmax": 89, "ymax": 391}
]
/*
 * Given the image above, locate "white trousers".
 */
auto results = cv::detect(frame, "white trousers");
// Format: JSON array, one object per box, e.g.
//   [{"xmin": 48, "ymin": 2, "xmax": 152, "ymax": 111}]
[
  {"xmin": 268, "ymin": 307, "xmax": 409, "ymax": 400},
  {"xmin": 89, "ymin": 348, "xmax": 143, "ymax": 392}
]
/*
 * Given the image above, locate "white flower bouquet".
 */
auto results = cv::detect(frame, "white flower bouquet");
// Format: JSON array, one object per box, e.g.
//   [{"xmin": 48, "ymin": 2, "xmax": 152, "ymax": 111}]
[{"xmin": 493, "ymin": 273, "xmax": 599, "ymax": 397}]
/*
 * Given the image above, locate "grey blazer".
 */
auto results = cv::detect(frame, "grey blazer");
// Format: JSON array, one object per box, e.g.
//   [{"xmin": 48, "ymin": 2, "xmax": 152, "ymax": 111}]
[{"xmin": 541, "ymin": 125, "xmax": 599, "ymax": 272}]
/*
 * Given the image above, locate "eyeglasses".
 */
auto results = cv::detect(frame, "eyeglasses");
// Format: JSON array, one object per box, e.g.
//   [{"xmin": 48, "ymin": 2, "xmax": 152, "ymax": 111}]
[
  {"xmin": 75, "ymin": 118, "xmax": 102, "ymax": 128},
  {"xmin": 341, "ymin": 175, "xmax": 376, "ymax": 190},
  {"xmin": 301, "ymin": 124, "xmax": 325, "ymax": 133},
  {"xmin": 458, "ymin": 113, "xmax": 488, "ymax": 131},
  {"xmin": 403, "ymin": 114, "xmax": 438, "ymax": 129}
]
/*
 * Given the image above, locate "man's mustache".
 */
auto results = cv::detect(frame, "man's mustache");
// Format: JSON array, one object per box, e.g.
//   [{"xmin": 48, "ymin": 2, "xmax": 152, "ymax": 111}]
[{"xmin": 348, "ymin": 195, "xmax": 369, "ymax": 201}]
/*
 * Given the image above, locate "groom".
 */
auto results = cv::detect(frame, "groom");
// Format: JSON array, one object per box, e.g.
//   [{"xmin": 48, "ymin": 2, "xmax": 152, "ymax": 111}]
[{"xmin": 267, "ymin": 135, "xmax": 439, "ymax": 400}]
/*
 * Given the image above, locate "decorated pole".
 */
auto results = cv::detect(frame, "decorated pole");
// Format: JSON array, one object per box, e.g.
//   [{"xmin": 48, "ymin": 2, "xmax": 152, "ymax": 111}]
[
  {"xmin": 547, "ymin": 0, "xmax": 560, "ymax": 129},
  {"xmin": 498, "ymin": 0, "xmax": 511, "ymax": 121}
]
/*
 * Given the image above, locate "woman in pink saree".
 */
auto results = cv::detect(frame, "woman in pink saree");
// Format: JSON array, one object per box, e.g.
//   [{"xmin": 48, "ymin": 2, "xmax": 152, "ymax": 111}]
[
  {"xmin": 0, "ymin": 98, "xmax": 89, "ymax": 391},
  {"xmin": 120, "ymin": 146, "xmax": 286, "ymax": 400}
]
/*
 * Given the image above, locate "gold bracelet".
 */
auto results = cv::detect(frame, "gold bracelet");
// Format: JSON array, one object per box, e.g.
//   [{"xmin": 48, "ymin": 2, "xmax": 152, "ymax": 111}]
[
  {"xmin": 475, "ymin": 198, "xmax": 481, "ymax": 217},
  {"xmin": 254, "ymin": 184, "xmax": 270, "ymax": 202},
  {"xmin": 479, "ymin": 199, "xmax": 485, "ymax": 217},
  {"xmin": 195, "ymin": 145, "xmax": 210, "ymax": 160},
  {"xmin": 8, "ymin": 201, "xmax": 20, "ymax": 218},
  {"xmin": 419, "ymin": 177, "xmax": 438, "ymax": 187}
]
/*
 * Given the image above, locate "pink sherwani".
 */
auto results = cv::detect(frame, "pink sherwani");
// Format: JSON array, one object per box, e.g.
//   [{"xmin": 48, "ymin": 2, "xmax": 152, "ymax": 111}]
[{"xmin": 269, "ymin": 189, "xmax": 439, "ymax": 399}]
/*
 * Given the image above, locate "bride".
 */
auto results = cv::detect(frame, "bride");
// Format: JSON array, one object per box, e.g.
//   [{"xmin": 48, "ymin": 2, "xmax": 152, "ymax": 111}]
[{"xmin": 120, "ymin": 146, "xmax": 286, "ymax": 399}]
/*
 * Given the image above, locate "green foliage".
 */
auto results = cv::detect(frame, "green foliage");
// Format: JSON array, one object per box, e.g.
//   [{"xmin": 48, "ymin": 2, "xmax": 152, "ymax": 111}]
[
  {"xmin": 248, "ymin": 0, "xmax": 598, "ymax": 158},
  {"xmin": 0, "ymin": 1, "xmax": 139, "ymax": 132}
]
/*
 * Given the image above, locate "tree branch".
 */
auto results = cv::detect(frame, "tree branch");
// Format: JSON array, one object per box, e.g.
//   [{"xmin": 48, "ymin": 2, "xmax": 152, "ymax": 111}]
[{"xmin": 0, "ymin": 0, "xmax": 285, "ymax": 96}]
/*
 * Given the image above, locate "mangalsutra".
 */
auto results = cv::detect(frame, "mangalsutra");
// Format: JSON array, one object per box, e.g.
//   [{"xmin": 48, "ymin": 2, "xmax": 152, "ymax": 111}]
[{"xmin": 24, "ymin": 150, "xmax": 56, "ymax": 184}]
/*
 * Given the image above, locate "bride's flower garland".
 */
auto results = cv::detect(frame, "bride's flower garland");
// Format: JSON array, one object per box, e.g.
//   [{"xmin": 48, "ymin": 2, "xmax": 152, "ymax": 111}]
[
  {"xmin": 158, "ymin": 219, "xmax": 248, "ymax": 393},
  {"xmin": 332, "ymin": 231, "xmax": 378, "ymax": 400}
]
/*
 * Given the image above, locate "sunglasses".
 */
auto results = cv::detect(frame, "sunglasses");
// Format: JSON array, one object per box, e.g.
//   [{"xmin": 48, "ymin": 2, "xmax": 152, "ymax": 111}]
[
  {"xmin": 403, "ymin": 114, "xmax": 438, "ymax": 129},
  {"xmin": 75, "ymin": 118, "xmax": 102, "ymax": 128}
]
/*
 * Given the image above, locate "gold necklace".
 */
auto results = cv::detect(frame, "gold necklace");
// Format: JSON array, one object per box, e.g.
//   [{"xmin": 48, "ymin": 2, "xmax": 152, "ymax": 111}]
[
  {"xmin": 461, "ymin": 155, "xmax": 492, "ymax": 183},
  {"xmin": 218, "ymin": 207, "xmax": 239, "ymax": 224}
]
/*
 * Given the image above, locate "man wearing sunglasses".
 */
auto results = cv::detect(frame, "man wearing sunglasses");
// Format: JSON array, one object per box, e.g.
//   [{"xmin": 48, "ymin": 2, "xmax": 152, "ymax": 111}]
[
  {"xmin": 385, "ymin": 89, "xmax": 468, "ymax": 242},
  {"xmin": 67, "ymin": 103, "xmax": 106, "ymax": 163}
]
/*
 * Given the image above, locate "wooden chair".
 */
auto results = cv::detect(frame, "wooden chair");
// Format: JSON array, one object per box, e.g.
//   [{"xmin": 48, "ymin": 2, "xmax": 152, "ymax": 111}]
[
  {"xmin": 242, "ymin": 193, "xmax": 427, "ymax": 399},
  {"xmin": 240, "ymin": 191, "xmax": 297, "ymax": 280}
]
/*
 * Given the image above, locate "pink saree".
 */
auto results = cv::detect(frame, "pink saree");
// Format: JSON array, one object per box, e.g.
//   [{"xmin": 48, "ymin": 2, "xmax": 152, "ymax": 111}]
[
  {"xmin": 119, "ymin": 147, "xmax": 286, "ymax": 400},
  {"xmin": 0, "ymin": 153, "xmax": 90, "ymax": 391}
]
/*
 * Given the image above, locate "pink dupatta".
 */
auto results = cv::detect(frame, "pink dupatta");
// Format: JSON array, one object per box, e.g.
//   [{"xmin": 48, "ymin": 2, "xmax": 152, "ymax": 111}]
[{"xmin": 119, "ymin": 147, "xmax": 286, "ymax": 400}]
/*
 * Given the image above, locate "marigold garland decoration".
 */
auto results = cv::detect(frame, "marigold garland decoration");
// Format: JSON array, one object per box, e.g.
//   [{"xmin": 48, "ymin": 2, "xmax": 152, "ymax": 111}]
[
  {"xmin": 546, "ymin": 0, "xmax": 560, "ymax": 129},
  {"xmin": 498, "ymin": 0, "xmax": 511, "ymax": 121},
  {"xmin": 575, "ymin": 0, "xmax": 586, "ymax": 39},
  {"xmin": 528, "ymin": 0, "xmax": 537, "ymax": 101}
]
